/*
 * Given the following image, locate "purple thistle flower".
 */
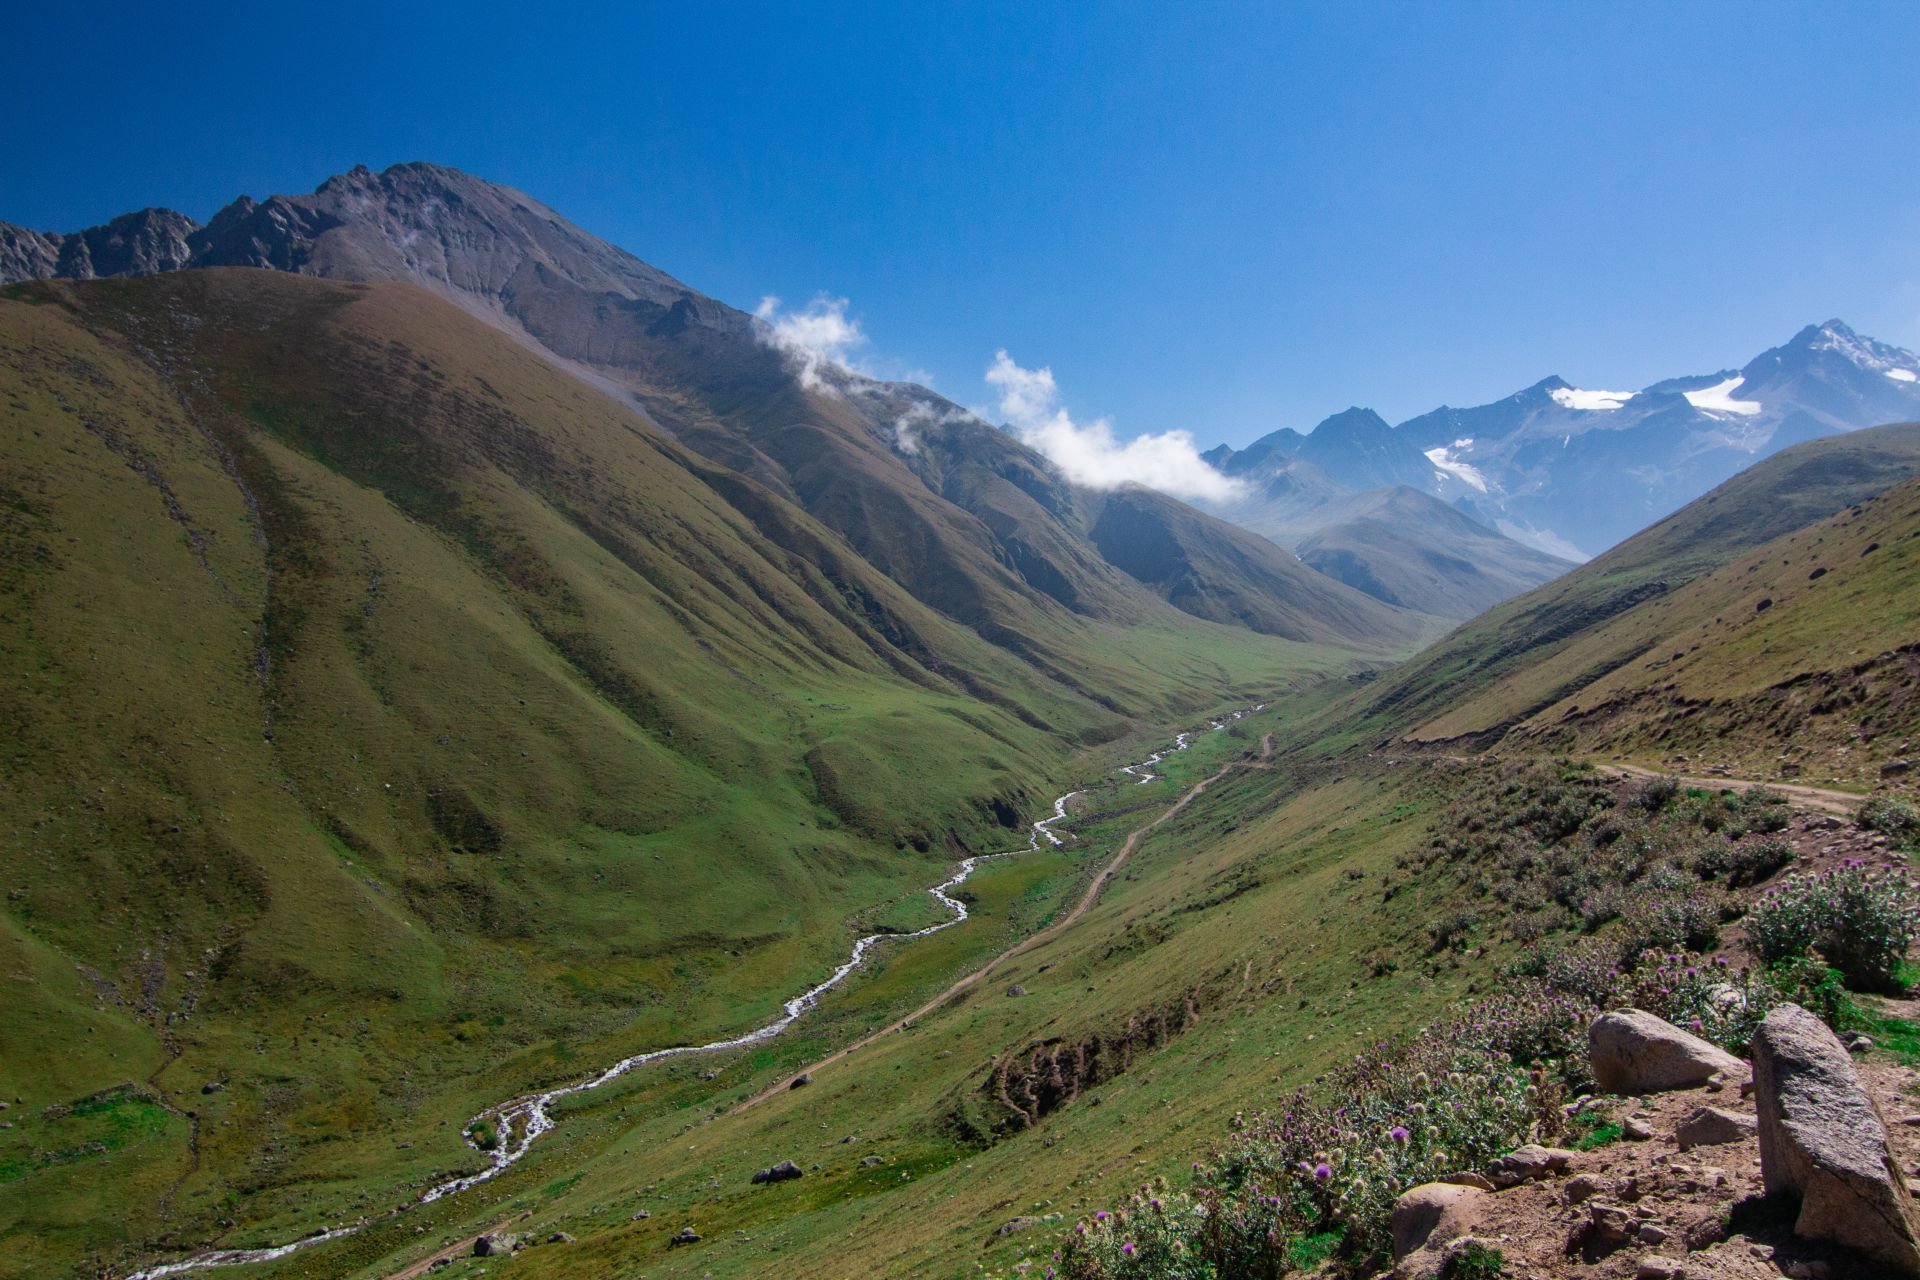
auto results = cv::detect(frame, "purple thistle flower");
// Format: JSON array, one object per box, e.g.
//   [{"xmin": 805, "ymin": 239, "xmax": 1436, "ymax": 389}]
[
  {"xmin": 1122, "ymin": 1242, "xmax": 1137, "ymax": 1256},
  {"xmin": 1389, "ymin": 1125, "xmax": 1410, "ymax": 1144},
  {"xmin": 1314, "ymin": 1162, "xmax": 1333, "ymax": 1181}
]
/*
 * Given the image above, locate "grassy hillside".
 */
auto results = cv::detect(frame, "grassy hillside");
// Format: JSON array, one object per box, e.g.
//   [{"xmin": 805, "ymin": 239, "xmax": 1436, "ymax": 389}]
[
  {"xmin": 0, "ymin": 271, "xmax": 1392, "ymax": 1278},
  {"xmin": 1322, "ymin": 423, "xmax": 1920, "ymax": 768}
]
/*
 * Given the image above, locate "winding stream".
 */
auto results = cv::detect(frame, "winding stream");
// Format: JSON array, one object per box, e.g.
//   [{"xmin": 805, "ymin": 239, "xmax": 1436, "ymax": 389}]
[{"xmin": 127, "ymin": 710, "xmax": 1255, "ymax": 1278}]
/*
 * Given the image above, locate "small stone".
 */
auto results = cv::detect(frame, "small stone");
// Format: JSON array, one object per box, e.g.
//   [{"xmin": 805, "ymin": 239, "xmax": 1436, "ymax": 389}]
[
  {"xmin": 1564, "ymin": 1174, "xmax": 1607, "ymax": 1205},
  {"xmin": 629, "ymin": 1210, "xmax": 651, "ymax": 1221},
  {"xmin": 1845, "ymin": 1032, "xmax": 1875, "ymax": 1053},
  {"xmin": 1676, "ymin": 1105, "xmax": 1759, "ymax": 1151},
  {"xmin": 1636, "ymin": 1258, "xmax": 1681, "ymax": 1280},
  {"xmin": 546, "ymin": 1232, "xmax": 574, "ymax": 1244},
  {"xmin": 995, "ymin": 1217, "xmax": 1037, "ymax": 1236},
  {"xmin": 668, "ymin": 1227, "xmax": 700, "ymax": 1247},
  {"xmin": 860, "ymin": 1155, "xmax": 886, "ymax": 1167},
  {"xmin": 788, "ymin": 1073, "xmax": 811, "ymax": 1089},
  {"xmin": 1637, "ymin": 1223, "xmax": 1668, "ymax": 1244},
  {"xmin": 1623, "ymin": 1116, "xmax": 1656, "ymax": 1141},
  {"xmin": 1006, "ymin": 984, "xmax": 1027, "ymax": 997},
  {"xmin": 1487, "ymin": 1143, "xmax": 1575, "ymax": 1187},
  {"xmin": 201, "ymin": 1081, "xmax": 225, "ymax": 1095}
]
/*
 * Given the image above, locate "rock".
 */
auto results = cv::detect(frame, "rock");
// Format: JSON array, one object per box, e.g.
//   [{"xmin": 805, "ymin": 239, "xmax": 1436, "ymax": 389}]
[
  {"xmin": 1564, "ymin": 1173, "xmax": 1607, "ymax": 1204},
  {"xmin": 751, "ymin": 1159, "xmax": 803, "ymax": 1185},
  {"xmin": 860, "ymin": 1155, "xmax": 886, "ymax": 1167},
  {"xmin": 668, "ymin": 1227, "xmax": 701, "ymax": 1247},
  {"xmin": 1752, "ymin": 1003, "xmax": 1920, "ymax": 1275},
  {"xmin": 629, "ymin": 1209, "xmax": 651, "ymax": 1221},
  {"xmin": 995, "ymin": 1216, "xmax": 1037, "ymax": 1236},
  {"xmin": 1442, "ymin": 1172, "xmax": 1495, "ymax": 1191},
  {"xmin": 473, "ymin": 1233, "xmax": 517, "ymax": 1256},
  {"xmin": 1846, "ymin": 1032, "xmax": 1875, "ymax": 1053},
  {"xmin": 1006, "ymin": 984, "xmax": 1027, "ymax": 997},
  {"xmin": 1884, "ymin": 759, "xmax": 1913, "ymax": 777},
  {"xmin": 546, "ymin": 1232, "xmax": 574, "ymax": 1244},
  {"xmin": 1487, "ymin": 1143, "xmax": 1575, "ymax": 1187},
  {"xmin": 1638, "ymin": 1223, "xmax": 1669, "ymax": 1244},
  {"xmin": 789, "ymin": 1073, "xmax": 811, "ymax": 1089},
  {"xmin": 200, "ymin": 1081, "xmax": 225, "ymax": 1095},
  {"xmin": 1636, "ymin": 1258, "xmax": 1682, "ymax": 1280},
  {"xmin": 1389, "ymin": 1181, "xmax": 1486, "ymax": 1261},
  {"xmin": 1623, "ymin": 1115, "xmax": 1656, "ymax": 1141},
  {"xmin": 1590, "ymin": 1009, "xmax": 1750, "ymax": 1094},
  {"xmin": 1576, "ymin": 1202, "xmax": 1637, "ymax": 1255},
  {"xmin": 1677, "ymin": 1105, "xmax": 1759, "ymax": 1150}
]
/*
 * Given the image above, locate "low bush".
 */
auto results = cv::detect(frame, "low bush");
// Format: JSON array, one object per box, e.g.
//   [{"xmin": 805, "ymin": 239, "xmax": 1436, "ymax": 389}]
[
  {"xmin": 1860, "ymin": 795, "xmax": 1920, "ymax": 844},
  {"xmin": 1747, "ymin": 861, "xmax": 1920, "ymax": 990}
]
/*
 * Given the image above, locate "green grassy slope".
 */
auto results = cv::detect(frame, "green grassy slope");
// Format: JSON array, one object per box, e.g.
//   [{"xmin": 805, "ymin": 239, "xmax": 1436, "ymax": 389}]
[
  {"xmin": 0, "ymin": 271, "xmax": 1383, "ymax": 1278},
  {"xmin": 1321, "ymin": 423, "xmax": 1920, "ymax": 763}
]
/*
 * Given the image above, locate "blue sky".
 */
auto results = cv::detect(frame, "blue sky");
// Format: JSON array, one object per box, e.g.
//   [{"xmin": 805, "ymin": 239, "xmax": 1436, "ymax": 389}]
[{"xmin": 4, "ymin": 1, "xmax": 1917, "ymax": 447}]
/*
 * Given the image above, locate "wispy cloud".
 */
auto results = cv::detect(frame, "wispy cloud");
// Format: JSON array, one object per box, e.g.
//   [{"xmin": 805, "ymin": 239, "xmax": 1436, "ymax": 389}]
[
  {"xmin": 754, "ymin": 294, "xmax": 867, "ymax": 391},
  {"xmin": 985, "ymin": 351, "xmax": 1245, "ymax": 502}
]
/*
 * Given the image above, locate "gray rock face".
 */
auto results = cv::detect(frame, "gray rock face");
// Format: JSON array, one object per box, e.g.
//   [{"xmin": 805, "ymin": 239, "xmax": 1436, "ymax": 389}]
[
  {"xmin": 1589, "ymin": 1008, "xmax": 1749, "ymax": 1094},
  {"xmin": 1676, "ymin": 1105, "xmax": 1758, "ymax": 1150},
  {"xmin": 1752, "ymin": 1003, "xmax": 1920, "ymax": 1275},
  {"xmin": 1389, "ymin": 1181, "xmax": 1486, "ymax": 1262}
]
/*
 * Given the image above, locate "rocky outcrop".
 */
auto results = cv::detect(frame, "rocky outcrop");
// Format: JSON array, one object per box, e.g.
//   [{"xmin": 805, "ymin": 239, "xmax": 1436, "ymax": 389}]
[
  {"xmin": 1589, "ymin": 1009, "xmax": 1749, "ymax": 1094},
  {"xmin": 1390, "ymin": 1181, "xmax": 1488, "ymax": 1263},
  {"xmin": 750, "ymin": 1159, "xmax": 803, "ymax": 1185},
  {"xmin": 1752, "ymin": 1003, "xmax": 1920, "ymax": 1275}
]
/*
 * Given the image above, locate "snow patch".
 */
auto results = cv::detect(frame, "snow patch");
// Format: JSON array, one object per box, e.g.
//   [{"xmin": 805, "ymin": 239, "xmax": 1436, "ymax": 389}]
[
  {"xmin": 1889, "ymin": 368, "xmax": 1918, "ymax": 383},
  {"xmin": 1423, "ymin": 443, "xmax": 1489, "ymax": 493},
  {"xmin": 1549, "ymin": 386, "xmax": 1636, "ymax": 411},
  {"xmin": 1683, "ymin": 376, "xmax": 1762, "ymax": 416}
]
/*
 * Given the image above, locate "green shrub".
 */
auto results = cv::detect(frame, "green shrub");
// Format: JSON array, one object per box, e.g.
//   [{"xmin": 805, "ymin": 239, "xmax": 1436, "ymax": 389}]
[
  {"xmin": 1443, "ymin": 1240, "xmax": 1509, "ymax": 1279},
  {"xmin": 1747, "ymin": 862, "xmax": 1920, "ymax": 990},
  {"xmin": 1860, "ymin": 795, "xmax": 1920, "ymax": 844}
]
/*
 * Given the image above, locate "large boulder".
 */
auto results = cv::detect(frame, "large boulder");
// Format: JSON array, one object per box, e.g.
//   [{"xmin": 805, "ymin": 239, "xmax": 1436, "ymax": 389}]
[
  {"xmin": 1752, "ymin": 1003, "xmax": 1920, "ymax": 1275},
  {"xmin": 1390, "ymin": 1181, "xmax": 1486, "ymax": 1262},
  {"xmin": 1589, "ymin": 1009, "xmax": 1748, "ymax": 1094}
]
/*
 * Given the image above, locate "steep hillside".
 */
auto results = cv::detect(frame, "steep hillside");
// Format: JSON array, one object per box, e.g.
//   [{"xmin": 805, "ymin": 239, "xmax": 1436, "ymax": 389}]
[
  {"xmin": 1295, "ymin": 485, "xmax": 1574, "ymax": 617},
  {"xmin": 1335, "ymin": 422, "xmax": 1920, "ymax": 774},
  {"xmin": 1, "ymin": 163, "xmax": 1428, "ymax": 667},
  {"xmin": 0, "ymin": 269, "xmax": 1381, "ymax": 1278}
]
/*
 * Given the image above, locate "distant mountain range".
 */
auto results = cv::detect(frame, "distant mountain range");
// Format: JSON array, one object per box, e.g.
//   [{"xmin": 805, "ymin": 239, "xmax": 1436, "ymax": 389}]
[{"xmin": 1206, "ymin": 321, "xmax": 1920, "ymax": 562}]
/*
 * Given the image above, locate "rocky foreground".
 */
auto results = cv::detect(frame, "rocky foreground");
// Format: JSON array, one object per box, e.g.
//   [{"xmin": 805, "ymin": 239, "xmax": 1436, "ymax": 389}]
[{"xmin": 1389, "ymin": 1005, "xmax": 1920, "ymax": 1280}]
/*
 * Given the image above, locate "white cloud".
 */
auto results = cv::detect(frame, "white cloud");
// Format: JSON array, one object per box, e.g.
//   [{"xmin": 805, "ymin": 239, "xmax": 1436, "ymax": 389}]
[
  {"xmin": 892, "ymin": 402, "xmax": 931, "ymax": 454},
  {"xmin": 984, "ymin": 351, "xmax": 1245, "ymax": 503},
  {"xmin": 754, "ymin": 294, "xmax": 867, "ymax": 391}
]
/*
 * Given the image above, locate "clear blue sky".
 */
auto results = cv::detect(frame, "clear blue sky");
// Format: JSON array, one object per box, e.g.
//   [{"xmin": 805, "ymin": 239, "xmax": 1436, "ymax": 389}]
[{"xmin": 4, "ymin": 1, "xmax": 1917, "ymax": 446}]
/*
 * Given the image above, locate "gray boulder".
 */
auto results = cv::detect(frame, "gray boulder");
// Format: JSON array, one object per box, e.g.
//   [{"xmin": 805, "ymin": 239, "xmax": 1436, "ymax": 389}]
[
  {"xmin": 751, "ymin": 1159, "xmax": 804, "ymax": 1185},
  {"xmin": 1753, "ymin": 1003, "xmax": 1920, "ymax": 1275},
  {"xmin": 1589, "ymin": 1008, "xmax": 1748, "ymax": 1094},
  {"xmin": 1676, "ymin": 1105, "xmax": 1758, "ymax": 1150}
]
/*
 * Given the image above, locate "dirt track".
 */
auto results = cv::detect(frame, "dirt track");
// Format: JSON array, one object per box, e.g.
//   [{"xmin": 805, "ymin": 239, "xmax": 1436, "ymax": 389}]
[{"xmin": 1600, "ymin": 760, "xmax": 1862, "ymax": 815}]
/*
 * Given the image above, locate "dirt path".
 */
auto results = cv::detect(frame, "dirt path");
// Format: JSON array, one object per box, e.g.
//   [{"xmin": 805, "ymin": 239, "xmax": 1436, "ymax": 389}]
[
  {"xmin": 384, "ymin": 1217, "xmax": 519, "ymax": 1280},
  {"xmin": 730, "ymin": 734, "xmax": 1275, "ymax": 1114},
  {"xmin": 1600, "ymin": 760, "xmax": 1862, "ymax": 815}
]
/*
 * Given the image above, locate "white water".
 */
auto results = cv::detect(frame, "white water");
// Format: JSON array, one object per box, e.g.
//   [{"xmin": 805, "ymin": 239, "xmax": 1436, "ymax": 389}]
[{"xmin": 126, "ymin": 711, "xmax": 1256, "ymax": 1278}]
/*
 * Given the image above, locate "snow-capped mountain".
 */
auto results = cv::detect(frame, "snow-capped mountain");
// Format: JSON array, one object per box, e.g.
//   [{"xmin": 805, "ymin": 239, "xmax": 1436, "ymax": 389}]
[{"xmin": 1380, "ymin": 320, "xmax": 1920, "ymax": 558}]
